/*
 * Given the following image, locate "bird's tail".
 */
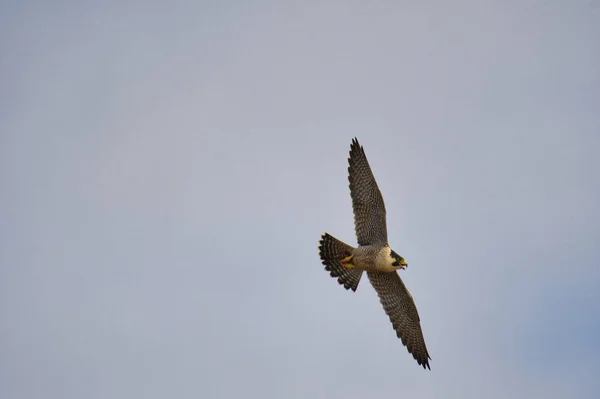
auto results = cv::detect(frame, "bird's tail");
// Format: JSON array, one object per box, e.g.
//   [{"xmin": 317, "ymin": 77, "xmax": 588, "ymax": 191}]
[{"xmin": 318, "ymin": 233, "xmax": 363, "ymax": 292}]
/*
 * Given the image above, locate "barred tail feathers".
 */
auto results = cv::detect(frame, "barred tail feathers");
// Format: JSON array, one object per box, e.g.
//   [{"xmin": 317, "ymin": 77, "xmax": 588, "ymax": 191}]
[{"xmin": 318, "ymin": 233, "xmax": 363, "ymax": 291}]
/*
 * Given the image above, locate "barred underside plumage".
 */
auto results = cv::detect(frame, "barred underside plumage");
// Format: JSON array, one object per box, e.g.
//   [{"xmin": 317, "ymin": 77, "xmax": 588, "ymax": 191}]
[
  {"xmin": 367, "ymin": 271, "xmax": 431, "ymax": 369},
  {"xmin": 319, "ymin": 233, "xmax": 363, "ymax": 291},
  {"xmin": 348, "ymin": 138, "xmax": 388, "ymax": 246}
]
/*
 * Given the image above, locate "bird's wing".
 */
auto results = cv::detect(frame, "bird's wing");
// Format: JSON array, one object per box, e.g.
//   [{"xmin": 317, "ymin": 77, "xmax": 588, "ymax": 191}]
[
  {"xmin": 367, "ymin": 271, "xmax": 431, "ymax": 369},
  {"xmin": 348, "ymin": 138, "xmax": 388, "ymax": 245}
]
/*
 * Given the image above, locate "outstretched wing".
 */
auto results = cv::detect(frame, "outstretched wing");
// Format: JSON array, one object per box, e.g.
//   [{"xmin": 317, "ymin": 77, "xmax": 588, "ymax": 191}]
[
  {"xmin": 348, "ymin": 138, "xmax": 388, "ymax": 246},
  {"xmin": 367, "ymin": 271, "xmax": 431, "ymax": 369}
]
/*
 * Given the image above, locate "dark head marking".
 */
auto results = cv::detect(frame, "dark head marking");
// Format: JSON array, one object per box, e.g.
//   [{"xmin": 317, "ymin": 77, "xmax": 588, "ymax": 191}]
[{"xmin": 390, "ymin": 250, "xmax": 405, "ymax": 267}]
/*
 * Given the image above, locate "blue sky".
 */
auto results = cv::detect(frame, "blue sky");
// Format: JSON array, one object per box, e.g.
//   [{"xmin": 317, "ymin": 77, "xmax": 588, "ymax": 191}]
[{"xmin": 2, "ymin": 1, "xmax": 599, "ymax": 398}]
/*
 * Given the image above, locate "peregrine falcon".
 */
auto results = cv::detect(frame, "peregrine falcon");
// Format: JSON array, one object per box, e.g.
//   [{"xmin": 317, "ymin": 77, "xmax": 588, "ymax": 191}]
[{"xmin": 318, "ymin": 138, "xmax": 431, "ymax": 370}]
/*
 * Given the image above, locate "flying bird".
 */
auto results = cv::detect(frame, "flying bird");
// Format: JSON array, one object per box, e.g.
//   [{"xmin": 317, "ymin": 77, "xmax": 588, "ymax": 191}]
[{"xmin": 319, "ymin": 138, "xmax": 431, "ymax": 369}]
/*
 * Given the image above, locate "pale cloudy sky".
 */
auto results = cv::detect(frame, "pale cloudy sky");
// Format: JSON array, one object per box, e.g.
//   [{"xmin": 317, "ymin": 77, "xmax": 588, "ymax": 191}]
[{"xmin": 2, "ymin": 1, "xmax": 599, "ymax": 398}]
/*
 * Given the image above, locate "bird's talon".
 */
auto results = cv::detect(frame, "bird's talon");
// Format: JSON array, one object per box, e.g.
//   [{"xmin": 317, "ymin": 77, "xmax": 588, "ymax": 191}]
[{"xmin": 340, "ymin": 254, "xmax": 355, "ymax": 269}]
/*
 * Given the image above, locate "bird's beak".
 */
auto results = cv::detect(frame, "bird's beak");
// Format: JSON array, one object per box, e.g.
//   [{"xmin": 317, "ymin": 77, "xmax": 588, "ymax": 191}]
[{"xmin": 400, "ymin": 259, "xmax": 408, "ymax": 267}]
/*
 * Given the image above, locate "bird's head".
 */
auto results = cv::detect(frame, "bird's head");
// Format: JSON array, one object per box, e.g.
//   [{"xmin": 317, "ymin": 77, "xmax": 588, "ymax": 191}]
[{"xmin": 389, "ymin": 249, "xmax": 408, "ymax": 270}]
